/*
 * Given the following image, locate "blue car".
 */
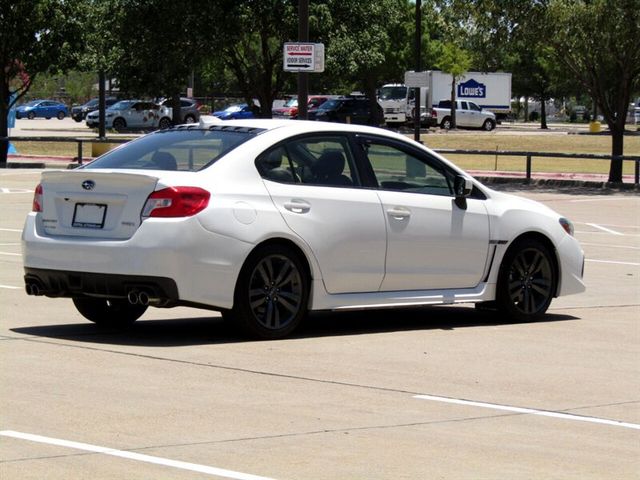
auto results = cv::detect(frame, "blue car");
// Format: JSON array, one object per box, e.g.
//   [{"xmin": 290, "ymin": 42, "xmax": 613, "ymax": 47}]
[
  {"xmin": 16, "ymin": 99, "xmax": 69, "ymax": 120},
  {"xmin": 212, "ymin": 103, "xmax": 256, "ymax": 120}
]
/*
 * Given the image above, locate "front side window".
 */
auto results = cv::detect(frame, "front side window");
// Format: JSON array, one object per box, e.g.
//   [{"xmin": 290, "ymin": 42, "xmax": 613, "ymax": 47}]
[
  {"xmin": 84, "ymin": 128, "xmax": 262, "ymax": 171},
  {"xmin": 361, "ymin": 140, "xmax": 454, "ymax": 196},
  {"xmin": 257, "ymin": 135, "xmax": 359, "ymax": 187}
]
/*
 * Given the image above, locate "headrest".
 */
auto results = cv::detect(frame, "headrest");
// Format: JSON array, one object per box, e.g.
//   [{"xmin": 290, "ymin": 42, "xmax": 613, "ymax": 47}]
[
  {"xmin": 151, "ymin": 151, "xmax": 177, "ymax": 170},
  {"xmin": 314, "ymin": 150, "xmax": 345, "ymax": 177}
]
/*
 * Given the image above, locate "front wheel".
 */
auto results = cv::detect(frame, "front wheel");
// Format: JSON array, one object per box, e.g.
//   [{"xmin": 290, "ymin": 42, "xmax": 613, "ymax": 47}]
[
  {"xmin": 229, "ymin": 244, "xmax": 309, "ymax": 339},
  {"xmin": 73, "ymin": 298, "xmax": 147, "ymax": 327},
  {"xmin": 57, "ymin": 111, "xmax": 65, "ymax": 120},
  {"xmin": 27, "ymin": 112, "xmax": 35, "ymax": 120},
  {"xmin": 496, "ymin": 239, "xmax": 557, "ymax": 322},
  {"xmin": 482, "ymin": 119, "xmax": 495, "ymax": 131},
  {"xmin": 112, "ymin": 117, "xmax": 126, "ymax": 130},
  {"xmin": 158, "ymin": 117, "xmax": 171, "ymax": 129}
]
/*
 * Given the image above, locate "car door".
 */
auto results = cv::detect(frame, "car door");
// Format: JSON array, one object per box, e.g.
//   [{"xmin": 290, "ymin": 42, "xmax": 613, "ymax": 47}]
[
  {"xmin": 257, "ymin": 134, "xmax": 387, "ymax": 294},
  {"xmin": 355, "ymin": 135, "xmax": 490, "ymax": 291}
]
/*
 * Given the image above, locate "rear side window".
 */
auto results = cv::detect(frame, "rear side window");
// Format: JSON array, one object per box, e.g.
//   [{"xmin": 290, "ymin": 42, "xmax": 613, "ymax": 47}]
[
  {"xmin": 84, "ymin": 128, "xmax": 261, "ymax": 171},
  {"xmin": 257, "ymin": 135, "xmax": 359, "ymax": 187}
]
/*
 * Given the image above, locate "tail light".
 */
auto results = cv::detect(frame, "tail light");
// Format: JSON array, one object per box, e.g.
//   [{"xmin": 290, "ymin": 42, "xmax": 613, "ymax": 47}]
[
  {"xmin": 431, "ymin": 109, "xmax": 437, "ymax": 118},
  {"xmin": 32, "ymin": 184, "xmax": 43, "ymax": 212},
  {"xmin": 142, "ymin": 186, "xmax": 210, "ymax": 218}
]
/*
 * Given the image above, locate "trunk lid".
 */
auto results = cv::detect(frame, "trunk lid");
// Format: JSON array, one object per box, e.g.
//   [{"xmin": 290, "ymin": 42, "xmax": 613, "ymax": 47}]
[{"xmin": 39, "ymin": 170, "xmax": 159, "ymax": 239}]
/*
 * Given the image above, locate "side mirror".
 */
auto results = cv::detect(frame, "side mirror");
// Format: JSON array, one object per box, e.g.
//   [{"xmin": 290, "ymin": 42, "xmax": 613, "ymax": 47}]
[{"xmin": 454, "ymin": 175, "xmax": 473, "ymax": 198}]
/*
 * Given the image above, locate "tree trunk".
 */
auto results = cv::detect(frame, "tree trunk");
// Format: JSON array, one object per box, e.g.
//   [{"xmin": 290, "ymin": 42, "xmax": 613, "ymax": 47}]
[
  {"xmin": 0, "ymin": 81, "xmax": 9, "ymax": 169},
  {"xmin": 608, "ymin": 125, "xmax": 624, "ymax": 183},
  {"xmin": 540, "ymin": 98, "xmax": 548, "ymax": 129},
  {"xmin": 524, "ymin": 96, "xmax": 529, "ymax": 122},
  {"xmin": 363, "ymin": 78, "xmax": 383, "ymax": 126},
  {"xmin": 171, "ymin": 92, "xmax": 182, "ymax": 125}
]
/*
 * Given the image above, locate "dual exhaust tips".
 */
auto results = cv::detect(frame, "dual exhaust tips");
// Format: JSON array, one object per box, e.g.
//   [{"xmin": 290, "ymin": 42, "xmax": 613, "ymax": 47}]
[{"xmin": 127, "ymin": 289, "xmax": 160, "ymax": 306}]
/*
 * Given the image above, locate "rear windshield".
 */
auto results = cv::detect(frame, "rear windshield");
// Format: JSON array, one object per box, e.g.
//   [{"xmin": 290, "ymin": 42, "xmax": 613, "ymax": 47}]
[{"xmin": 83, "ymin": 127, "xmax": 262, "ymax": 172}]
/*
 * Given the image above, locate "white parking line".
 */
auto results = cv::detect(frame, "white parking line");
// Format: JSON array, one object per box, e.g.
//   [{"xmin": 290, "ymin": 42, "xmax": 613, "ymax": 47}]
[
  {"xmin": 586, "ymin": 259, "xmax": 640, "ymax": 266},
  {"xmin": 0, "ymin": 228, "xmax": 23, "ymax": 232},
  {"xmin": 0, "ymin": 430, "xmax": 276, "ymax": 480},
  {"xmin": 570, "ymin": 197, "xmax": 640, "ymax": 203},
  {"xmin": 585, "ymin": 223, "xmax": 624, "ymax": 235},
  {"xmin": 0, "ymin": 284, "xmax": 20, "ymax": 290},
  {"xmin": 413, "ymin": 395, "xmax": 640, "ymax": 430},
  {"xmin": 0, "ymin": 251, "xmax": 21, "ymax": 256},
  {"xmin": 581, "ymin": 242, "xmax": 640, "ymax": 250}
]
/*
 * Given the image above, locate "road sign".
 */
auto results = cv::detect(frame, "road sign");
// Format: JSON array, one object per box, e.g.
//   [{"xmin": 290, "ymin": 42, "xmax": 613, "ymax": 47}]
[
  {"xmin": 405, "ymin": 70, "xmax": 429, "ymax": 87},
  {"xmin": 283, "ymin": 43, "xmax": 324, "ymax": 73}
]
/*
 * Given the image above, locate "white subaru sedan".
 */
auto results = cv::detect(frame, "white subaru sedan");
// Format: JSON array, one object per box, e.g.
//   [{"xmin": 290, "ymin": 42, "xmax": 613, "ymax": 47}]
[{"xmin": 22, "ymin": 118, "xmax": 585, "ymax": 339}]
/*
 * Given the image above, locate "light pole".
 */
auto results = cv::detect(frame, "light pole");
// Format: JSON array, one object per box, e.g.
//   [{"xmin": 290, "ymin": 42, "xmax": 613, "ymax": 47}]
[{"xmin": 297, "ymin": 0, "xmax": 309, "ymax": 120}]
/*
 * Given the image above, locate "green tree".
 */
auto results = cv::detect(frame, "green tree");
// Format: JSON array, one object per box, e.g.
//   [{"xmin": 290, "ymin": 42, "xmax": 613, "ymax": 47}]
[
  {"xmin": 0, "ymin": 0, "xmax": 83, "ymax": 167},
  {"xmin": 548, "ymin": 0, "xmax": 640, "ymax": 183},
  {"xmin": 435, "ymin": 42, "xmax": 471, "ymax": 129},
  {"xmin": 111, "ymin": 0, "xmax": 219, "ymax": 123}
]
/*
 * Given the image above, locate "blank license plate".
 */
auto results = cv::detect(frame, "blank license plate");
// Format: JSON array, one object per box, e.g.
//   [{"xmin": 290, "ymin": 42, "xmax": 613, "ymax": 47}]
[{"xmin": 72, "ymin": 203, "xmax": 107, "ymax": 228}]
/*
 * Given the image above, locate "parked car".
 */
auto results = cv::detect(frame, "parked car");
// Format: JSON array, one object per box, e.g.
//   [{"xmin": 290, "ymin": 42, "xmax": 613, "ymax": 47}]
[
  {"xmin": 85, "ymin": 100, "xmax": 172, "ymax": 131},
  {"xmin": 71, "ymin": 97, "xmax": 118, "ymax": 122},
  {"xmin": 213, "ymin": 103, "xmax": 257, "ymax": 120},
  {"xmin": 272, "ymin": 95, "xmax": 330, "ymax": 119},
  {"xmin": 22, "ymin": 118, "xmax": 585, "ymax": 339},
  {"xmin": 158, "ymin": 97, "xmax": 201, "ymax": 123},
  {"xmin": 430, "ymin": 99, "xmax": 496, "ymax": 131},
  {"xmin": 15, "ymin": 100, "xmax": 68, "ymax": 120},
  {"xmin": 311, "ymin": 96, "xmax": 382, "ymax": 125}
]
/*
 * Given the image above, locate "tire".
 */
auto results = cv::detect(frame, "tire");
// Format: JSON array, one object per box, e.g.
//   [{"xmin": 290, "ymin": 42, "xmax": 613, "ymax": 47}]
[
  {"xmin": 112, "ymin": 117, "xmax": 126, "ymax": 130},
  {"xmin": 496, "ymin": 238, "xmax": 557, "ymax": 322},
  {"xmin": 229, "ymin": 244, "xmax": 309, "ymax": 339},
  {"xmin": 72, "ymin": 297, "xmax": 147, "ymax": 327},
  {"xmin": 482, "ymin": 119, "xmax": 495, "ymax": 131},
  {"xmin": 184, "ymin": 114, "xmax": 196, "ymax": 124},
  {"xmin": 57, "ymin": 111, "xmax": 65, "ymax": 120},
  {"xmin": 158, "ymin": 117, "xmax": 171, "ymax": 129},
  {"xmin": 440, "ymin": 117, "xmax": 452, "ymax": 130},
  {"xmin": 27, "ymin": 112, "xmax": 35, "ymax": 120}
]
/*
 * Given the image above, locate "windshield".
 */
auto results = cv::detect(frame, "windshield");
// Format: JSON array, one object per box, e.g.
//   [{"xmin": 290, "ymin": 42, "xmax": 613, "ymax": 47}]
[
  {"xmin": 224, "ymin": 104, "xmax": 246, "ymax": 113},
  {"xmin": 283, "ymin": 98, "xmax": 298, "ymax": 108},
  {"xmin": 83, "ymin": 128, "xmax": 263, "ymax": 172},
  {"xmin": 110, "ymin": 100, "xmax": 135, "ymax": 111},
  {"xmin": 378, "ymin": 86, "xmax": 407, "ymax": 101},
  {"xmin": 24, "ymin": 100, "xmax": 40, "ymax": 107},
  {"xmin": 318, "ymin": 99, "xmax": 341, "ymax": 111}
]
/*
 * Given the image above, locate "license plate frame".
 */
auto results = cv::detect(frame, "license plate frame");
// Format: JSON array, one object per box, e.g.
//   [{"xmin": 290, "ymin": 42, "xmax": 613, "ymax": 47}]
[{"xmin": 72, "ymin": 203, "xmax": 107, "ymax": 229}]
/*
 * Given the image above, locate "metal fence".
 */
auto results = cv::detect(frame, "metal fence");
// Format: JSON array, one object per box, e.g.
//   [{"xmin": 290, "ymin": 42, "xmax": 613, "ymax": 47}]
[{"xmin": 4, "ymin": 136, "xmax": 640, "ymax": 185}]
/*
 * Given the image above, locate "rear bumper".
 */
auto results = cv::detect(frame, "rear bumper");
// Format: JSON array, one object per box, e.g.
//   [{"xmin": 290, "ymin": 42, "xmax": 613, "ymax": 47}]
[{"xmin": 24, "ymin": 267, "xmax": 178, "ymax": 304}]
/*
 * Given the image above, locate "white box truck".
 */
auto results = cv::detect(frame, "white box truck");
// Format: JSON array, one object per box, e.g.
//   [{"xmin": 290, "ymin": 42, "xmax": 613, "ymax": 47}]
[{"xmin": 378, "ymin": 71, "xmax": 512, "ymax": 126}]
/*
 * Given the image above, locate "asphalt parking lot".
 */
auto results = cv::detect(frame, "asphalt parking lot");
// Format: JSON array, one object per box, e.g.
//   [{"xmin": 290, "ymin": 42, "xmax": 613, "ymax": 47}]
[{"xmin": 1, "ymin": 170, "xmax": 638, "ymax": 479}]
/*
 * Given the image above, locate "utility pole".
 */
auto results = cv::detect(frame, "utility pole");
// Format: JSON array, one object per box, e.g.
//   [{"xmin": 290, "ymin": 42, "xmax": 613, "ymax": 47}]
[
  {"xmin": 414, "ymin": 0, "xmax": 422, "ymax": 142},
  {"xmin": 297, "ymin": 0, "xmax": 309, "ymax": 120}
]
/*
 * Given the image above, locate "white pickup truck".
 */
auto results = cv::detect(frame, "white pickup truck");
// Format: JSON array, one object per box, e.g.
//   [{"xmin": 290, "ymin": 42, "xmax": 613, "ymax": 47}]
[{"xmin": 429, "ymin": 99, "xmax": 497, "ymax": 131}]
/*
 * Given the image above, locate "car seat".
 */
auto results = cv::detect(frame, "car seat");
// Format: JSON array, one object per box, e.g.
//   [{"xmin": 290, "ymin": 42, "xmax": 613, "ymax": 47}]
[
  {"xmin": 312, "ymin": 150, "xmax": 352, "ymax": 186},
  {"xmin": 151, "ymin": 151, "xmax": 178, "ymax": 170}
]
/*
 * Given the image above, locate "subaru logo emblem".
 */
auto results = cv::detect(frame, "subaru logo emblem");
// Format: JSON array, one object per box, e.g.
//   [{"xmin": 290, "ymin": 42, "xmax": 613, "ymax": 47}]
[{"xmin": 82, "ymin": 180, "xmax": 95, "ymax": 191}]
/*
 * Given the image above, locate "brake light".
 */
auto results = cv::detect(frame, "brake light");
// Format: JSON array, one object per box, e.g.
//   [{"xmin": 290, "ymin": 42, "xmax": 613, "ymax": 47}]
[
  {"xmin": 431, "ymin": 109, "xmax": 437, "ymax": 118},
  {"xmin": 142, "ymin": 186, "xmax": 210, "ymax": 218},
  {"xmin": 32, "ymin": 184, "xmax": 43, "ymax": 212}
]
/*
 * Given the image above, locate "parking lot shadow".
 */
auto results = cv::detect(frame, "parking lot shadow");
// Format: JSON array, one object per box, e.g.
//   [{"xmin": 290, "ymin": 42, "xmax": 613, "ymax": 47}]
[{"xmin": 11, "ymin": 306, "xmax": 579, "ymax": 347}]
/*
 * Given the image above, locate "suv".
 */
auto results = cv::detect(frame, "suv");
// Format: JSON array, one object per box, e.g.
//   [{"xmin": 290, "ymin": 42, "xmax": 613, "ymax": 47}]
[
  {"xmin": 158, "ymin": 97, "xmax": 201, "ymax": 123},
  {"xmin": 311, "ymin": 96, "xmax": 382, "ymax": 125},
  {"xmin": 71, "ymin": 97, "xmax": 118, "ymax": 122}
]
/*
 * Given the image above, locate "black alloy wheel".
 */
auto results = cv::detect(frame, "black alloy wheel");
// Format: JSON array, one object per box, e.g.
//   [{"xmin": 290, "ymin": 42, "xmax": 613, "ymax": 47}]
[
  {"xmin": 231, "ymin": 245, "xmax": 309, "ymax": 339},
  {"xmin": 497, "ymin": 239, "xmax": 556, "ymax": 321},
  {"xmin": 72, "ymin": 297, "xmax": 147, "ymax": 327},
  {"xmin": 112, "ymin": 117, "xmax": 126, "ymax": 130}
]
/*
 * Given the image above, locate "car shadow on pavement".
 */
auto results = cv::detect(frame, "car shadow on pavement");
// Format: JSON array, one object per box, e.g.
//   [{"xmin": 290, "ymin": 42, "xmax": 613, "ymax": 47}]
[{"xmin": 11, "ymin": 305, "xmax": 579, "ymax": 347}]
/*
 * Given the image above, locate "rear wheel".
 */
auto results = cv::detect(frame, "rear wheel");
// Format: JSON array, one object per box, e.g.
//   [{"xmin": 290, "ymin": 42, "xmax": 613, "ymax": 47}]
[
  {"xmin": 228, "ymin": 244, "xmax": 309, "ymax": 339},
  {"xmin": 184, "ymin": 114, "xmax": 196, "ymax": 123},
  {"xmin": 57, "ymin": 111, "xmax": 65, "ymax": 120},
  {"xmin": 496, "ymin": 238, "xmax": 556, "ymax": 322},
  {"xmin": 441, "ymin": 117, "xmax": 452, "ymax": 129},
  {"xmin": 158, "ymin": 117, "xmax": 171, "ymax": 129},
  {"xmin": 72, "ymin": 298, "xmax": 147, "ymax": 327}
]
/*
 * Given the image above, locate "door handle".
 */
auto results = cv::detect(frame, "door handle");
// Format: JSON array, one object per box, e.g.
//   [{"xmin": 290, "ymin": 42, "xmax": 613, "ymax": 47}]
[
  {"xmin": 386, "ymin": 207, "xmax": 411, "ymax": 220},
  {"xmin": 284, "ymin": 200, "xmax": 311, "ymax": 214}
]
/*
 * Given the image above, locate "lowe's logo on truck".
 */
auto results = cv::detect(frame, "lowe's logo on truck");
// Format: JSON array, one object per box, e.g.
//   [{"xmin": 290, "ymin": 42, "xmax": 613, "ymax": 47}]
[{"xmin": 458, "ymin": 79, "xmax": 486, "ymax": 98}]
